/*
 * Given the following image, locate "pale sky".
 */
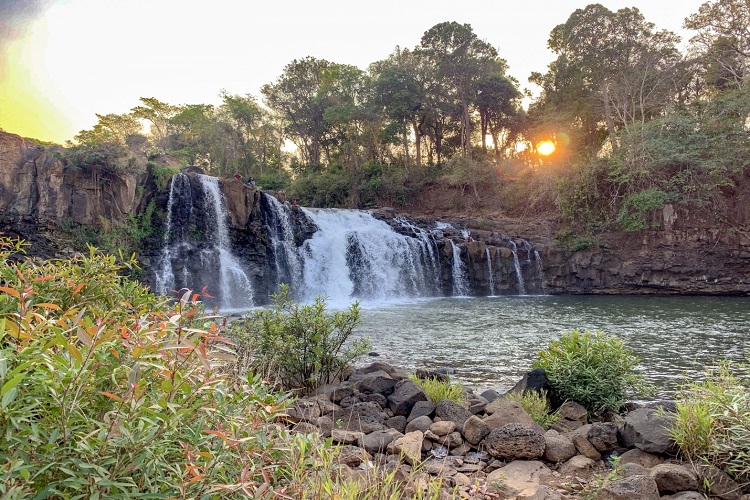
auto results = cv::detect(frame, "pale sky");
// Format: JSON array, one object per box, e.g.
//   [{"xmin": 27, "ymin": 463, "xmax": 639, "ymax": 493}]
[{"xmin": 0, "ymin": 0, "xmax": 707, "ymax": 143}]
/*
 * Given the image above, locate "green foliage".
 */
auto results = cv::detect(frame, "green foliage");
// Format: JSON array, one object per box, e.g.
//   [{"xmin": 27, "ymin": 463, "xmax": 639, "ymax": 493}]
[
  {"xmin": 670, "ymin": 361, "xmax": 750, "ymax": 481},
  {"xmin": 555, "ymin": 229, "xmax": 594, "ymax": 253},
  {"xmin": 290, "ymin": 165, "xmax": 352, "ymax": 207},
  {"xmin": 148, "ymin": 161, "xmax": 179, "ymax": 191},
  {"xmin": 616, "ymin": 188, "xmax": 672, "ymax": 232},
  {"xmin": 507, "ymin": 390, "xmax": 560, "ymax": 429},
  {"xmin": 533, "ymin": 330, "xmax": 650, "ymax": 417},
  {"xmin": 409, "ymin": 375, "xmax": 467, "ymax": 405},
  {"xmin": 0, "ymin": 235, "xmax": 338, "ymax": 498},
  {"xmin": 229, "ymin": 285, "xmax": 370, "ymax": 393}
]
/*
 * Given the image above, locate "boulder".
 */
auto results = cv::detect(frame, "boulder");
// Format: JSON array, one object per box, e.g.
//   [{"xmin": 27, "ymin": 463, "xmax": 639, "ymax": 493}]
[
  {"xmin": 292, "ymin": 421, "xmax": 319, "ymax": 434},
  {"xmin": 390, "ymin": 430, "xmax": 424, "ymax": 466},
  {"xmin": 618, "ymin": 448, "xmax": 665, "ymax": 468},
  {"xmin": 558, "ymin": 455, "xmax": 597, "ymax": 476},
  {"xmin": 386, "ymin": 415, "xmax": 407, "ymax": 433},
  {"xmin": 361, "ymin": 392, "xmax": 388, "ymax": 408},
  {"xmin": 598, "ymin": 475, "xmax": 660, "ymax": 500},
  {"xmin": 483, "ymin": 398, "xmax": 543, "ymax": 433},
  {"xmin": 332, "ymin": 402, "xmax": 387, "ymax": 433},
  {"xmin": 358, "ymin": 430, "xmax": 396, "ymax": 454},
  {"xmin": 620, "ymin": 462, "xmax": 650, "ymax": 478},
  {"xmin": 286, "ymin": 398, "xmax": 321, "ymax": 422},
  {"xmin": 480, "ymin": 389, "xmax": 501, "ymax": 403},
  {"xmin": 387, "ymin": 379, "xmax": 428, "ymax": 416},
  {"xmin": 487, "ymin": 460, "xmax": 552, "ymax": 496},
  {"xmin": 428, "ymin": 420, "xmax": 456, "ymax": 436},
  {"xmin": 696, "ymin": 464, "xmax": 743, "ymax": 500},
  {"xmin": 315, "ymin": 383, "xmax": 355, "ymax": 403},
  {"xmin": 463, "ymin": 415, "xmax": 491, "ymax": 445},
  {"xmin": 543, "ymin": 433, "xmax": 576, "ymax": 463},
  {"xmin": 407, "ymin": 400, "xmax": 436, "ymax": 422},
  {"xmin": 331, "ymin": 429, "xmax": 364, "ymax": 445},
  {"xmin": 650, "ymin": 463, "xmax": 699, "ymax": 494},
  {"xmin": 405, "ymin": 415, "xmax": 432, "ymax": 434},
  {"xmin": 660, "ymin": 493, "xmax": 708, "ymax": 500},
  {"xmin": 508, "ymin": 368, "xmax": 551, "ymax": 395},
  {"xmin": 483, "ymin": 424, "xmax": 546, "ymax": 460},
  {"xmin": 415, "ymin": 368, "xmax": 449, "ymax": 382},
  {"xmin": 556, "ymin": 401, "xmax": 588, "ymax": 423},
  {"xmin": 571, "ymin": 433, "xmax": 601, "ymax": 460},
  {"xmin": 335, "ymin": 445, "xmax": 372, "ymax": 467},
  {"xmin": 355, "ymin": 373, "xmax": 397, "ymax": 395},
  {"xmin": 435, "ymin": 400, "xmax": 472, "ymax": 432},
  {"xmin": 618, "ymin": 408, "xmax": 675, "ymax": 454},
  {"xmin": 587, "ymin": 422, "xmax": 619, "ymax": 453}
]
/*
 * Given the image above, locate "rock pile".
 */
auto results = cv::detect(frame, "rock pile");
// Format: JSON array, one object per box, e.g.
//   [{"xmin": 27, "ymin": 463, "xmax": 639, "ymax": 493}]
[{"xmin": 282, "ymin": 362, "xmax": 749, "ymax": 499}]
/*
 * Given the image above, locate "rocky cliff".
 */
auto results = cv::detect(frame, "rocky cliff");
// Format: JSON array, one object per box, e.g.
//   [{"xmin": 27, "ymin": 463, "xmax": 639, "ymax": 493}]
[{"xmin": 1, "ymin": 130, "xmax": 748, "ymax": 297}]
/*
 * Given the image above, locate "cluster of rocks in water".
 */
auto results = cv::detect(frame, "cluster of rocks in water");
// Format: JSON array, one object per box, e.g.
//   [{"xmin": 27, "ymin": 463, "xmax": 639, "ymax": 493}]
[{"xmin": 283, "ymin": 362, "xmax": 750, "ymax": 499}]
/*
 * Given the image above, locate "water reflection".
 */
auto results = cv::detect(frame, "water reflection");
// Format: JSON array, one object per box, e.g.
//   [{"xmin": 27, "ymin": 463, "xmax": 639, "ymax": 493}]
[{"xmin": 355, "ymin": 295, "xmax": 750, "ymax": 396}]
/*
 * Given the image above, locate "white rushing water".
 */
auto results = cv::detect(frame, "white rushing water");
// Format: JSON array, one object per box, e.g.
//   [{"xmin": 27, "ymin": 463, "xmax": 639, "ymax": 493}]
[
  {"xmin": 298, "ymin": 208, "xmax": 441, "ymax": 306},
  {"xmin": 449, "ymin": 240, "xmax": 470, "ymax": 296},
  {"xmin": 485, "ymin": 247, "xmax": 496, "ymax": 296},
  {"xmin": 508, "ymin": 240, "xmax": 526, "ymax": 295}
]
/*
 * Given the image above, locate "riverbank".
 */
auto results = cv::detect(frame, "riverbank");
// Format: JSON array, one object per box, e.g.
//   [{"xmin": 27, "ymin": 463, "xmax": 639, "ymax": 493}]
[{"xmin": 283, "ymin": 361, "xmax": 744, "ymax": 499}]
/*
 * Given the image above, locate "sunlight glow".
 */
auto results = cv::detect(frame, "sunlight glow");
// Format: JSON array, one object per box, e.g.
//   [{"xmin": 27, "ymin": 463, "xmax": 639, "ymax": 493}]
[{"xmin": 537, "ymin": 140, "xmax": 556, "ymax": 156}]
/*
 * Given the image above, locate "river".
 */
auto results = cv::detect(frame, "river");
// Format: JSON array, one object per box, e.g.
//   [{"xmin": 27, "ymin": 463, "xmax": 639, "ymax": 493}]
[{"xmin": 354, "ymin": 295, "xmax": 750, "ymax": 396}]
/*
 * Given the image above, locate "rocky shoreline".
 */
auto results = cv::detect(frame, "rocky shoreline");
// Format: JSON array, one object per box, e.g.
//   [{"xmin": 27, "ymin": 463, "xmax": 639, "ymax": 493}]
[{"xmin": 283, "ymin": 361, "xmax": 747, "ymax": 499}]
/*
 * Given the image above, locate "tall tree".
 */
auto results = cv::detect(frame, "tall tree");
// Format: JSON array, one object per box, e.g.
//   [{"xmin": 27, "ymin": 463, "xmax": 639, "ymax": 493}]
[
  {"xmin": 131, "ymin": 97, "xmax": 177, "ymax": 149},
  {"xmin": 418, "ymin": 22, "xmax": 499, "ymax": 157}
]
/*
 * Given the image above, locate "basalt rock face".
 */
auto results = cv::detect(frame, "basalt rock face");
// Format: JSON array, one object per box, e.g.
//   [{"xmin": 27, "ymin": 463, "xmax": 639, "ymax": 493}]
[{"xmin": 541, "ymin": 205, "xmax": 750, "ymax": 295}]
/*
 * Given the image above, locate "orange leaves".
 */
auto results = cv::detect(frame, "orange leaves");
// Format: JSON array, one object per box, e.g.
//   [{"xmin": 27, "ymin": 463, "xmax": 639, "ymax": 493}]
[
  {"xmin": 0, "ymin": 286, "xmax": 20, "ymax": 298},
  {"xmin": 99, "ymin": 391, "xmax": 123, "ymax": 402}
]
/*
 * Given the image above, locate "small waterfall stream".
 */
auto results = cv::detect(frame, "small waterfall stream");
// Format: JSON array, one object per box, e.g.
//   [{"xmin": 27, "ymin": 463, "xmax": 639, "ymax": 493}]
[
  {"xmin": 509, "ymin": 240, "xmax": 526, "ymax": 295},
  {"xmin": 485, "ymin": 247, "xmax": 496, "ymax": 296},
  {"xmin": 261, "ymin": 193, "xmax": 303, "ymax": 292},
  {"xmin": 449, "ymin": 240, "xmax": 470, "ymax": 296}
]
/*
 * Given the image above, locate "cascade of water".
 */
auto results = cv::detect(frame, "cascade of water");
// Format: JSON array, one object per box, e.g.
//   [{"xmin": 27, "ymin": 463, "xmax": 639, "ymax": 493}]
[
  {"xmin": 534, "ymin": 250, "xmax": 546, "ymax": 293},
  {"xmin": 155, "ymin": 173, "xmax": 191, "ymax": 296},
  {"xmin": 261, "ymin": 194, "xmax": 303, "ymax": 291},
  {"xmin": 298, "ymin": 209, "xmax": 442, "ymax": 304},
  {"xmin": 198, "ymin": 175, "xmax": 255, "ymax": 309},
  {"xmin": 508, "ymin": 239, "xmax": 526, "ymax": 295},
  {"xmin": 485, "ymin": 247, "xmax": 496, "ymax": 296},
  {"xmin": 394, "ymin": 217, "xmax": 442, "ymax": 287},
  {"xmin": 449, "ymin": 240, "xmax": 470, "ymax": 296}
]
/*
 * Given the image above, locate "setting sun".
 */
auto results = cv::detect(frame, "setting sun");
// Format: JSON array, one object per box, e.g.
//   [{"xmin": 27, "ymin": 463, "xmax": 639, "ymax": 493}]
[{"xmin": 537, "ymin": 140, "xmax": 556, "ymax": 156}]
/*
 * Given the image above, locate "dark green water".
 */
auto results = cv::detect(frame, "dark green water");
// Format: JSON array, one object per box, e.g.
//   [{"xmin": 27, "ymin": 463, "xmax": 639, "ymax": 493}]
[{"xmin": 355, "ymin": 295, "xmax": 750, "ymax": 395}]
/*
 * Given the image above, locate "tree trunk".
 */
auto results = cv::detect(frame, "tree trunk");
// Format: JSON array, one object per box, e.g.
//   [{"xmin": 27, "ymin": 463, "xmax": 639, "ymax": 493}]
[{"xmin": 402, "ymin": 121, "xmax": 411, "ymax": 168}]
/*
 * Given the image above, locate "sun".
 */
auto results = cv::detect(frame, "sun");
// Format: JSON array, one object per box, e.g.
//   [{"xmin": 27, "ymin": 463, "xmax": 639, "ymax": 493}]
[{"xmin": 537, "ymin": 140, "xmax": 556, "ymax": 156}]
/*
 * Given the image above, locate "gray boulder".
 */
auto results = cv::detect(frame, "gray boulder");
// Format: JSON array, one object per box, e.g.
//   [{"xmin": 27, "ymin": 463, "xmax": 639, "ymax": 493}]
[
  {"xmin": 407, "ymin": 400, "xmax": 435, "ymax": 422},
  {"xmin": 435, "ymin": 400, "xmax": 472, "ymax": 432},
  {"xmin": 405, "ymin": 415, "xmax": 432, "ymax": 434},
  {"xmin": 543, "ymin": 432, "xmax": 577, "ymax": 463},
  {"xmin": 355, "ymin": 373, "xmax": 397, "ymax": 395},
  {"xmin": 587, "ymin": 422, "xmax": 619, "ymax": 452},
  {"xmin": 483, "ymin": 423, "xmax": 546, "ymax": 460},
  {"xmin": 387, "ymin": 379, "xmax": 428, "ymax": 416},
  {"xmin": 618, "ymin": 408, "xmax": 675, "ymax": 454},
  {"xmin": 508, "ymin": 368, "xmax": 551, "ymax": 395},
  {"xmin": 462, "ymin": 415, "xmax": 491, "ymax": 445},
  {"xmin": 650, "ymin": 463, "xmax": 699, "ymax": 494},
  {"xmin": 598, "ymin": 475, "xmax": 660, "ymax": 500},
  {"xmin": 358, "ymin": 429, "xmax": 396, "ymax": 454}
]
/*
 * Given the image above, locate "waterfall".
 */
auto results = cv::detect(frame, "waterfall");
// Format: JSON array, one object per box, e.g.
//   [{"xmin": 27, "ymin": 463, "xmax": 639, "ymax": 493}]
[
  {"xmin": 534, "ymin": 249, "xmax": 546, "ymax": 293},
  {"xmin": 509, "ymin": 240, "xmax": 526, "ymax": 295},
  {"xmin": 485, "ymin": 247, "xmax": 496, "ymax": 296},
  {"xmin": 199, "ymin": 175, "xmax": 255, "ymax": 309},
  {"xmin": 449, "ymin": 240, "xmax": 470, "ymax": 296},
  {"xmin": 298, "ymin": 209, "xmax": 442, "ymax": 305},
  {"xmin": 154, "ymin": 173, "xmax": 254, "ymax": 309},
  {"xmin": 261, "ymin": 194, "xmax": 303, "ymax": 292}
]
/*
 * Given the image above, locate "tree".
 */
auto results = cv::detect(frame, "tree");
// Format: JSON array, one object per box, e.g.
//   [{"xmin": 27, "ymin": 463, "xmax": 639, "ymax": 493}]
[
  {"xmin": 685, "ymin": 0, "xmax": 750, "ymax": 88},
  {"xmin": 418, "ymin": 22, "xmax": 499, "ymax": 157},
  {"xmin": 476, "ymin": 68, "xmax": 523, "ymax": 158},
  {"xmin": 131, "ymin": 97, "xmax": 177, "ymax": 149}
]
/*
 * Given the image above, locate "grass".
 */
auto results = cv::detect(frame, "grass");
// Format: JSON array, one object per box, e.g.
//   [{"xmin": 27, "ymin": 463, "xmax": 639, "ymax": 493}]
[
  {"xmin": 409, "ymin": 375, "xmax": 467, "ymax": 405},
  {"xmin": 507, "ymin": 390, "xmax": 559, "ymax": 429}
]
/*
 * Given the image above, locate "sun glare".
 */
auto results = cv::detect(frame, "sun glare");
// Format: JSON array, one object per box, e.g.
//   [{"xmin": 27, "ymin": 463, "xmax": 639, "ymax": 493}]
[{"xmin": 537, "ymin": 141, "xmax": 556, "ymax": 156}]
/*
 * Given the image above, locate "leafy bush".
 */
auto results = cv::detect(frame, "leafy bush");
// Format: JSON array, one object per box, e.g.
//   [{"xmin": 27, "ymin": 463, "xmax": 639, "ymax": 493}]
[
  {"xmin": 409, "ymin": 375, "xmax": 467, "ymax": 405},
  {"xmin": 230, "ymin": 285, "xmax": 370, "ymax": 393},
  {"xmin": 507, "ymin": 390, "xmax": 559, "ymax": 429},
  {"xmin": 0, "ymin": 236, "xmax": 332, "ymax": 498},
  {"xmin": 669, "ymin": 361, "xmax": 750, "ymax": 481},
  {"xmin": 533, "ymin": 330, "xmax": 650, "ymax": 417}
]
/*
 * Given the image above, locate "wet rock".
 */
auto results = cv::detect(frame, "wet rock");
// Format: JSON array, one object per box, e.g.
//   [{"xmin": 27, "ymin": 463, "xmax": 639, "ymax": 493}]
[{"xmin": 483, "ymin": 424, "xmax": 546, "ymax": 460}]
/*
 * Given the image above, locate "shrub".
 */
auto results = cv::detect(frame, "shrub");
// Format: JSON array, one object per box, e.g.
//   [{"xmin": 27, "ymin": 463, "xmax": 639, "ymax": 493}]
[
  {"xmin": 0, "ymin": 235, "xmax": 324, "ymax": 498},
  {"xmin": 409, "ymin": 375, "xmax": 467, "ymax": 405},
  {"xmin": 533, "ymin": 330, "xmax": 650, "ymax": 417},
  {"xmin": 669, "ymin": 361, "xmax": 750, "ymax": 481},
  {"xmin": 507, "ymin": 390, "xmax": 559, "ymax": 429},
  {"xmin": 229, "ymin": 284, "xmax": 370, "ymax": 393}
]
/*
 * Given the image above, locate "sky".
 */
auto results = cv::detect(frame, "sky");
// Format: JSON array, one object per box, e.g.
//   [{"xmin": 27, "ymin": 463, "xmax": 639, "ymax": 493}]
[{"xmin": 0, "ymin": 0, "xmax": 708, "ymax": 144}]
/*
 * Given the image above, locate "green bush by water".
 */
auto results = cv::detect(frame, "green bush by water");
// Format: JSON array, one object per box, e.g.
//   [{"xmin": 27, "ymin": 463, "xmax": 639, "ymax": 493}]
[{"xmin": 533, "ymin": 329, "xmax": 650, "ymax": 417}]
